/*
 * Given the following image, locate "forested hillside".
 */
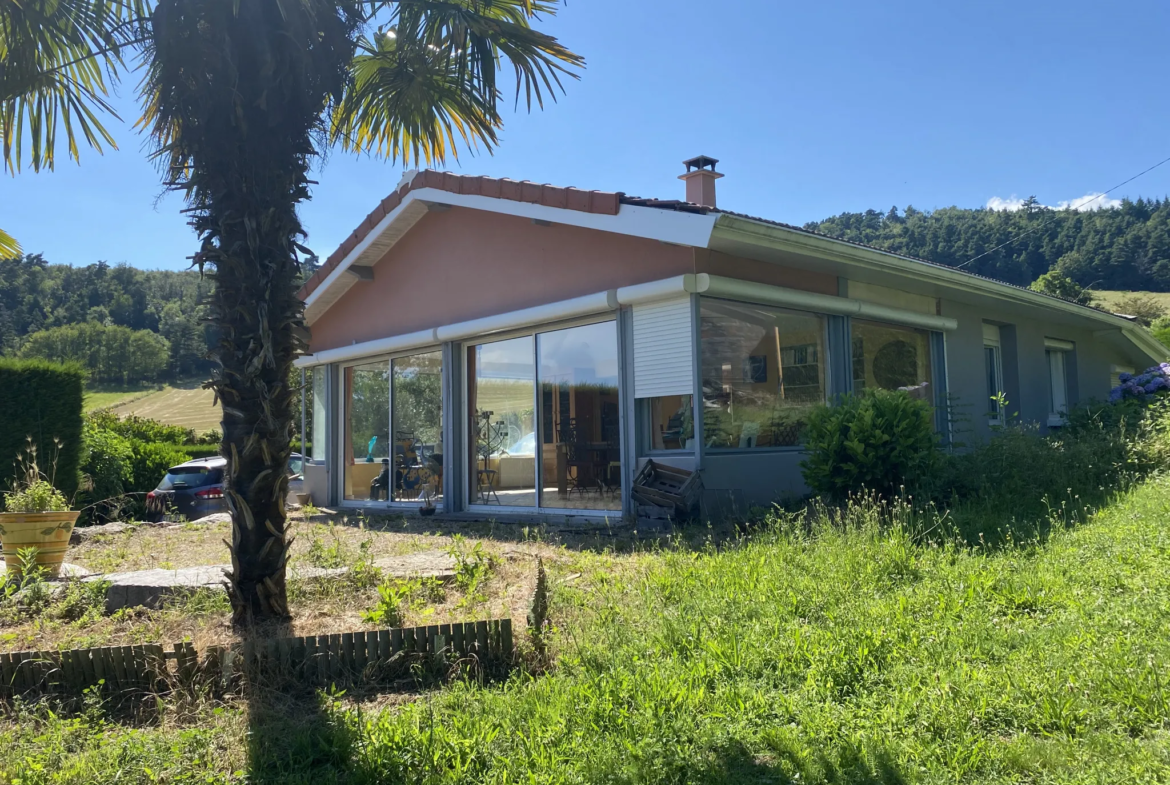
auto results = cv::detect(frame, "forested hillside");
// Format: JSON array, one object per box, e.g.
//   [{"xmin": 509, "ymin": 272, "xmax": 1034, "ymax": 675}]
[
  {"xmin": 804, "ymin": 197, "xmax": 1170, "ymax": 292},
  {"xmin": 0, "ymin": 254, "xmax": 215, "ymax": 378}
]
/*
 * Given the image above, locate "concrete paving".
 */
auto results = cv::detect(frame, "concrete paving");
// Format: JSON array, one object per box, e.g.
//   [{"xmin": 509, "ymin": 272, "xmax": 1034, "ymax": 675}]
[{"xmin": 83, "ymin": 549, "xmax": 457, "ymax": 611}]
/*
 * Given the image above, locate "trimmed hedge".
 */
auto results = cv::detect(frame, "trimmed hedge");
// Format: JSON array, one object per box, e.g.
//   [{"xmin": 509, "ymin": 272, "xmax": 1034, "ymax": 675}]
[{"xmin": 0, "ymin": 359, "xmax": 85, "ymax": 506}]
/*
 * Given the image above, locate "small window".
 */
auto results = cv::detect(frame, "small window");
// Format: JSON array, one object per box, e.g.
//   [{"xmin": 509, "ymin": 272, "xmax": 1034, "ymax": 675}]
[
  {"xmin": 983, "ymin": 324, "xmax": 1003, "ymax": 424},
  {"xmin": 648, "ymin": 395, "xmax": 694, "ymax": 451},
  {"xmin": 1046, "ymin": 342, "xmax": 1072, "ymax": 426}
]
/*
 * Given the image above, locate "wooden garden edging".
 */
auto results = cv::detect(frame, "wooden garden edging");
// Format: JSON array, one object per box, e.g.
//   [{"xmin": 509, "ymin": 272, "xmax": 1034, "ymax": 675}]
[{"xmin": 0, "ymin": 618, "xmax": 512, "ymax": 700}]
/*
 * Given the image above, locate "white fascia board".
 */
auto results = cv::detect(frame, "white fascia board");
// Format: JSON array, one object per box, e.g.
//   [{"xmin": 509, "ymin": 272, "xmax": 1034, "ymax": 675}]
[
  {"xmin": 410, "ymin": 188, "xmax": 718, "ymax": 247},
  {"xmin": 303, "ymin": 192, "xmax": 424, "ymax": 314},
  {"xmin": 435, "ymin": 290, "xmax": 618, "ymax": 342},
  {"xmin": 303, "ymin": 189, "xmax": 717, "ymax": 324},
  {"xmin": 312, "ymin": 329, "xmax": 440, "ymax": 366},
  {"xmin": 615, "ymin": 273, "xmax": 708, "ymax": 305}
]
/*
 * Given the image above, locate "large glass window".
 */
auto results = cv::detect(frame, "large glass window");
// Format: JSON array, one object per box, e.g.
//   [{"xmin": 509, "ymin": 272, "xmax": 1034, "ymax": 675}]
[
  {"xmin": 391, "ymin": 351, "xmax": 443, "ymax": 503},
  {"xmin": 700, "ymin": 300, "xmax": 826, "ymax": 449},
  {"xmin": 538, "ymin": 321, "xmax": 621, "ymax": 511},
  {"xmin": 343, "ymin": 361, "xmax": 389, "ymax": 501},
  {"xmin": 852, "ymin": 320, "xmax": 932, "ymax": 400},
  {"xmin": 468, "ymin": 336, "xmax": 537, "ymax": 507}
]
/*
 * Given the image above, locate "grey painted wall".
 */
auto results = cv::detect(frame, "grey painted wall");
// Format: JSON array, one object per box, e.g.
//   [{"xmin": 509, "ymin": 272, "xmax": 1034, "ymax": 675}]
[{"xmin": 939, "ymin": 298, "xmax": 1147, "ymax": 445}]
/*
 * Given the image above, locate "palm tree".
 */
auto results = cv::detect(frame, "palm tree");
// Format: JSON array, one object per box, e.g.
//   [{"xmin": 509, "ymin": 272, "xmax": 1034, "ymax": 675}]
[{"xmin": 2, "ymin": 0, "xmax": 581, "ymax": 624}]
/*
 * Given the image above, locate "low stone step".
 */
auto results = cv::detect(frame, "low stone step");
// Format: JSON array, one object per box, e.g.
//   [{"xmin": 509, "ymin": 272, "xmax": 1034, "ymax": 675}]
[{"xmin": 84, "ymin": 549, "xmax": 457, "ymax": 611}]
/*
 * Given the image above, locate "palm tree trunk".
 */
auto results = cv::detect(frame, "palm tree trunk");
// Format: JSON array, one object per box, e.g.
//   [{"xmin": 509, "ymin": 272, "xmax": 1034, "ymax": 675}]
[{"xmin": 146, "ymin": 0, "xmax": 357, "ymax": 624}]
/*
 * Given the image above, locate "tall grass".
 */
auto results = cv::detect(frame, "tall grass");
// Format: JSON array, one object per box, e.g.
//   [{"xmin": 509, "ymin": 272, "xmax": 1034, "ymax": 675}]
[{"xmin": 8, "ymin": 476, "xmax": 1166, "ymax": 783}]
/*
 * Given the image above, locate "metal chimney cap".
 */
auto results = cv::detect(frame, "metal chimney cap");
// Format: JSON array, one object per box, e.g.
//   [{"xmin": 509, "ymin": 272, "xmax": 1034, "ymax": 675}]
[{"xmin": 683, "ymin": 155, "xmax": 719, "ymax": 173}]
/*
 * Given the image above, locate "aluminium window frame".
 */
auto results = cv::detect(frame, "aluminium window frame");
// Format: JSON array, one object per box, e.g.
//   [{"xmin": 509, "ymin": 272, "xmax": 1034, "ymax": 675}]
[
  {"xmin": 334, "ymin": 344, "xmax": 445, "ymax": 510},
  {"xmin": 460, "ymin": 312, "xmax": 625, "ymax": 518}
]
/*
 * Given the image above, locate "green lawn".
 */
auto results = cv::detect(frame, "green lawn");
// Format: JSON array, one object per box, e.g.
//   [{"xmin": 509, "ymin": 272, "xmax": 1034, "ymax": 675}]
[{"xmin": 4, "ymin": 478, "xmax": 1170, "ymax": 783}]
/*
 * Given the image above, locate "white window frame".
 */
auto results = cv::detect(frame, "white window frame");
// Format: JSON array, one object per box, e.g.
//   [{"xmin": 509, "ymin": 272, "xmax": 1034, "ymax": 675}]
[
  {"xmin": 1044, "ymin": 338, "xmax": 1074, "ymax": 427},
  {"xmin": 983, "ymin": 323, "xmax": 1004, "ymax": 425}
]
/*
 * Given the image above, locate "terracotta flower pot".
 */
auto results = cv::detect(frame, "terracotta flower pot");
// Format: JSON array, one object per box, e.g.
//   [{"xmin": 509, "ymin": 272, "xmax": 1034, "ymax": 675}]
[{"xmin": 0, "ymin": 511, "xmax": 79, "ymax": 578}]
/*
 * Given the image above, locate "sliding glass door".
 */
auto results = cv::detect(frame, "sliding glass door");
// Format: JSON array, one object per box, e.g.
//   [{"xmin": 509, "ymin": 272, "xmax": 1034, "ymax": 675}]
[
  {"xmin": 342, "ymin": 350, "xmax": 444, "ymax": 505},
  {"xmin": 467, "ymin": 320, "xmax": 622, "ymax": 512},
  {"xmin": 467, "ymin": 337, "xmax": 537, "ymax": 507},
  {"xmin": 343, "ymin": 361, "xmax": 390, "ymax": 502},
  {"xmin": 537, "ymin": 321, "xmax": 621, "ymax": 510}
]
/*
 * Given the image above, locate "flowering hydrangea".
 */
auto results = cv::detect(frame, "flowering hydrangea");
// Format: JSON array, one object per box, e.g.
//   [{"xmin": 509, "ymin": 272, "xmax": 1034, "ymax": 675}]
[{"xmin": 1109, "ymin": 363, "xmax": 1170, "ymax": 402}]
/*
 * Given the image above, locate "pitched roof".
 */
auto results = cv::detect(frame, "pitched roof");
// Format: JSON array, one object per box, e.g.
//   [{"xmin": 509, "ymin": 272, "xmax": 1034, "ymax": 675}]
[
  {"xmin": 297, "ymin": 170, "xmax": 625, "ymax": 300},
  {"xmin": 294, "ymin": 169, "xmax": 1128, "ymax": 324}
]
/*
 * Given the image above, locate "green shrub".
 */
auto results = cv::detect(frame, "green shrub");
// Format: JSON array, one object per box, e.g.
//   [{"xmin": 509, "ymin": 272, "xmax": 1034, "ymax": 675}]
[
  {"xmin": 127, "ymin": 441, "xmax": 192, "ymax": 496},
  {"xmin": 86, "ymin": 410, "xmax": 194, "ymax": 444},
  {"xmin": 181, "ymin": 444, "xmax": 221, "ymax": 460},
  {"xmin": 77, "ymin": 420, "xmax": 134, "ymax": 523},
  {"xmin": 0, "ymin": 359, "xmax": 84, "ymax": 505},
  {"xmin": 801, "ymin": 390, "xmax": 937, "ymax": 500}
]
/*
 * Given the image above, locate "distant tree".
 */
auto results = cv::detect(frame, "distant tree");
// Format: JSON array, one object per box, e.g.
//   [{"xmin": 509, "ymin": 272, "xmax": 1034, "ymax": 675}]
[
  {"xmin": 804, "ymin": 197, "xmax": 1170, "ymax": 293},
  {"xmin": 20, "ymin": 322, "xmax": 170, "ymax": 383},
  {"xmin": 1109, "ymin": 295, "xmax": 1168, "ymax": 326},
  {"xmin": 1029, "ymin": 270, "xmax": 1096, "ymax": 306}
]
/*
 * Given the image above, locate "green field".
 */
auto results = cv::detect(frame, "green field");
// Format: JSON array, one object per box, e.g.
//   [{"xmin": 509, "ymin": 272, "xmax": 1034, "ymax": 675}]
[
  {"xmin": 84, "ymin": 380, "xmax": 220, "ymax": 432},
  {"xmin": 1092, "ymin": 289, "xmax": 1170, "ymax": 312},
  {"xmin": 82, "ymin": 384, "xmax": 160, "ymax": 413}
]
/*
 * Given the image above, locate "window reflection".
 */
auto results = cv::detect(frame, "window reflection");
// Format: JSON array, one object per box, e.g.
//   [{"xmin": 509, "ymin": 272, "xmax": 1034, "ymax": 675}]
[
  {"xmin": 649, "ymin": 395, "xmax": 693, "ymax": 450},
  {"xmin": 343, "ymin": 361, "xmax": 389, "ymax": 501},
  {"xmin": 700, "ymin": 300, "xmax": 826, "ymax": 449},
  {"xmin": 468, "ymin": 336, "xmax": 536, "ymax": 507},
  {"xmin": 538, "ymin": 321, "xmax": 621, "ymax": 510},
  {"xmin": 391, "ymin": 351, "xmax": 443, "ymax": 503},
  {"xmin": 852, "ymin": 320, "xmax": 932, "ymax": 400}
]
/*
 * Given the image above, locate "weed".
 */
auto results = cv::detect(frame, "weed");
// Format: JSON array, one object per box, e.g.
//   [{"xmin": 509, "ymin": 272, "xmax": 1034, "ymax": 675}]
[
  {"xmin": 361, "ymin": 576, "xmax": 445, "ymax": 626},
  {"xmin": 305, "ymin": 524, "xmax": 346, "ymax": 569},
  {"xmin": 447, "ymin": 535, "xmax": 498, "ymax": 605}
]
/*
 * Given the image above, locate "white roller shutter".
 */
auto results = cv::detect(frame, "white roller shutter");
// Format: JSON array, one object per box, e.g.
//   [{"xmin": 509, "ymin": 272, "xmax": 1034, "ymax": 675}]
[{"xmin": 632, "ymin": 297, "xmax": 694, "ymax": 399}]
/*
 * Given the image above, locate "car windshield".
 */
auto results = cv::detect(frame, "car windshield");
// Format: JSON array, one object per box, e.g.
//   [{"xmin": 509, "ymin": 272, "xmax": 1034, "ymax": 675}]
[
  {"xmin": 288, "ymin": 455, "xmax": 304, "ymax": 476},
  {"xmin": 157, "ymin": 466, "xmax": 222, "ymax": 491}
]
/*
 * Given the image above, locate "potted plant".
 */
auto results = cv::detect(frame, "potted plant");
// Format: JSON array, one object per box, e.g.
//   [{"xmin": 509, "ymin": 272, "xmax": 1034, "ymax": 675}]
[
  {"xmin": 0, "ymin": 448, "xmax": 78, "ymax": 578},
  {"xmin": 419, "ymin": 485, "xmax": 437, "ymax": 517}
]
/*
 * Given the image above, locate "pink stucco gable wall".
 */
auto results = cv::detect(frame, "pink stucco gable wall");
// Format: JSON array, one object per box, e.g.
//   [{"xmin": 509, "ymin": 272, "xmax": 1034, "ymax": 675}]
[{"xmin": 308, "ymin": 206, "xmax": 839, "ymax": 353}]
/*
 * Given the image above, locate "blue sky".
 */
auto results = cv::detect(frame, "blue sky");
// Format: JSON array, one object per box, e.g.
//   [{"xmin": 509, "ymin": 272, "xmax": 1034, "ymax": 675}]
[{"xmin": 3, "ymin": 0, "xmax": 1170, "ymax": 271}]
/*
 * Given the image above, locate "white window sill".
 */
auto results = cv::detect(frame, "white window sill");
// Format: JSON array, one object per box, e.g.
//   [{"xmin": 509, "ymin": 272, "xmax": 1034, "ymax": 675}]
[{"xmin": 1047, "ymin": 415, "xmax": 1066, "ymax": 427}]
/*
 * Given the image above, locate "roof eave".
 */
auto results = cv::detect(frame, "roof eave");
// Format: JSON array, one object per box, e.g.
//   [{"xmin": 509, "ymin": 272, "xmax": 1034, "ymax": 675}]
[{"xmin": 712, "ymin": 213, "xmax": 1152, "ymax": 332}]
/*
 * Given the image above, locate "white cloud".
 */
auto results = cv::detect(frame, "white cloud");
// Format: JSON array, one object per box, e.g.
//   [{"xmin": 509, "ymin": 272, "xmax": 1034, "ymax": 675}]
[
  {"xmin": 986, "ymin": 192, "xmax": 1123, "ymax": 213},
  {"xmin": 986, "ymin": 195, "xmax": 1028, "ymax": 211},
  {"xmin": 1056, "ymin": 192, "xmax": 1123, "ymax": 211}
]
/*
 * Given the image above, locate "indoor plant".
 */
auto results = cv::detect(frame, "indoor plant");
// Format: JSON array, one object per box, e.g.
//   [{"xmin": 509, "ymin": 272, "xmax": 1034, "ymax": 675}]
[{"xmin": 0, "ymin": 447, "xmax": 78, "ymax": 578}]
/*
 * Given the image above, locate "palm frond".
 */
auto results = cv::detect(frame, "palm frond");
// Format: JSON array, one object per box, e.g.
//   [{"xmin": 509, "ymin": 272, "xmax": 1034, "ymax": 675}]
[
  {"xmin": 332, "ymin": 30, "xmax": 500, "ymax": 165},
  {"xmin": 335, "ymin": 0, "xmax": 582, "ymax": 164},
  {"xmin": 0, "ymin": 0, "xmax": 149, "ymax": 173},
  {"xmin": 0, "ymin": 226, "xmax": 19, "ymax": 257}
]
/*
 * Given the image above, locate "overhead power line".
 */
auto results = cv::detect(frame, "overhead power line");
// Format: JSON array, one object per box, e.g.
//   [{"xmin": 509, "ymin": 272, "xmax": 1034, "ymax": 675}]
[{"xmin": 955, "ymin": 153, "xmax": 1170, "ymax": 270}]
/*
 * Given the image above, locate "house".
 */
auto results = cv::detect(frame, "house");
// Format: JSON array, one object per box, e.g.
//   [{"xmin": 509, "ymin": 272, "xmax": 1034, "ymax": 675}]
[{"xmin": 295, "ymin": 157, "xmax": 1165, "ymax": 520}]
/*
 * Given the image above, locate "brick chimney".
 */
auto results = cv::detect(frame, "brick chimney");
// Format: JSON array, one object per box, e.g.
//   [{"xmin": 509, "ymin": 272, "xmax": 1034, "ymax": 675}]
[{"xmin": 679, "ymin": 155, "xmax": 723, "ymax": 208}]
